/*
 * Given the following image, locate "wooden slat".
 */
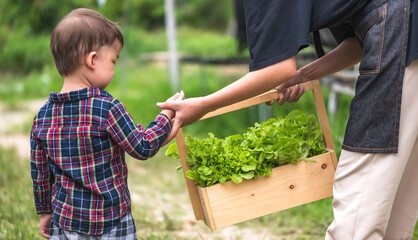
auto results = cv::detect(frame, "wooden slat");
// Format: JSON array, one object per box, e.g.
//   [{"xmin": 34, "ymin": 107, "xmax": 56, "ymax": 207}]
[
  {"xmin": 311, "ymin": 80, "xmax": 338, "ymax": 169},
  {"xmin": 201, "ymin": 152, "xmax": 335, "ymax": 229},
  {"xmin": 175, "ymin": 129, "xmax": 205, "ymax": 220},
  {"xmin": 197, "ymin": 187, "xmax": 216, "ymax": 229},
  {"xmin": 201, "ymin": 81, "xmax": 314, "ymax": 120}
]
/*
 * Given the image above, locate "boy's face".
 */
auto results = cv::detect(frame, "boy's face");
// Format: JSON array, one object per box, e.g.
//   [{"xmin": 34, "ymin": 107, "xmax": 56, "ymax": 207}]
[{"xmin": 90, "ymin": 40, "xmax": 121, "ymax": 90}]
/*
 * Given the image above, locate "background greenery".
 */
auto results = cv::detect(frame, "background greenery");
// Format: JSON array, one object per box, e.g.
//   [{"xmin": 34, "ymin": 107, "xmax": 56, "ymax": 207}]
[{"xmin": 0, "ymin": 0, "xmax": 416, "ymax": 239}]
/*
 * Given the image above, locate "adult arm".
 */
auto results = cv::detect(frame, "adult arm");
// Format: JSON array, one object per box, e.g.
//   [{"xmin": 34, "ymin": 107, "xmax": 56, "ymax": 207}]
[
  {"xmin": 158, "ymin": 56, "xmax": 297, "ymax": 144},
  {"xmin": 274, "ymin": 37, "xmax": 362, "ymax": 104}
]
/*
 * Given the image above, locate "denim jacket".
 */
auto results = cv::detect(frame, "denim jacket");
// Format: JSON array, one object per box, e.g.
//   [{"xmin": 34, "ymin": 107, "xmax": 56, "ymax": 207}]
[{"xmin": 343, "ymin": 0, "xmax": 410, "ymax": 153}]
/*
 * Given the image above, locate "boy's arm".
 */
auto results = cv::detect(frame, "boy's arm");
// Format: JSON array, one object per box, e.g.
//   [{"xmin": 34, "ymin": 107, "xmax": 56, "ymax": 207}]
[
  {"xmin": 31, "ymin": 121, "xmax": 54, "ymax": 238},
  {"xmin": 30, "ymin": 123, "xmax": 53, "ymax": 215},
  {"xmin": 106, "ymin": 99, "xmax": 172, "ymax": 160}
]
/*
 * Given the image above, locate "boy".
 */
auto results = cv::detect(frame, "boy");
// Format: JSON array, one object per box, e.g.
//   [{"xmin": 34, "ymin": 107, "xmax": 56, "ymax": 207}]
[{"xmin": 30, "ymin": 8, "xmax": 182, "ymax": 239}]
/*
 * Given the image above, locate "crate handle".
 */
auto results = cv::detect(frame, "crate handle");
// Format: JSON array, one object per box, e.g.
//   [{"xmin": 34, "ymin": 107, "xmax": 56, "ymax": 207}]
[{"xmin": 201, "ymin": 82, "xmax": 313, "ymax": 120}]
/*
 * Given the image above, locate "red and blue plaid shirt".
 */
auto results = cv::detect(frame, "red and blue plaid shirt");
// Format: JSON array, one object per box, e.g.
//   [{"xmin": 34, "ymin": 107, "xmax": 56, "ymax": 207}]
[{"xmin": 30, "ymin": 87, "xmax": 172, "ymax": 235}]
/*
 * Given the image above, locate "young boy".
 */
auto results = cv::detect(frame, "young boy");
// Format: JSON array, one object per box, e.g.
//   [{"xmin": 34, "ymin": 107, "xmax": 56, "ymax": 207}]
[{"xmin": 30, "ymin": 8, "xmax": 182, "ymax": 239}]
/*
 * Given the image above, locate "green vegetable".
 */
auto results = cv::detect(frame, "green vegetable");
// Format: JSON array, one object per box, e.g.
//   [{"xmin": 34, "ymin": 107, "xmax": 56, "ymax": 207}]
[{"xmin": 166, "ymin": 110, "xmax": 326, "ymax": 187}]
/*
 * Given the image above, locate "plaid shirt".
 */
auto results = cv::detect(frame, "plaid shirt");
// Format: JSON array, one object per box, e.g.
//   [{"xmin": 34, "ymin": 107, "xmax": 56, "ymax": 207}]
[{"xmin": 30, "ymin": 87, "xmax": 171, "ymax": 235}]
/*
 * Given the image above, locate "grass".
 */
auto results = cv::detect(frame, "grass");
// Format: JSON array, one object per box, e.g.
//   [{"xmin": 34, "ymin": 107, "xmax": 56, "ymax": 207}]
[{"xmin": 0, "ymin": 148, "xmax": 42, "ymax": 240}]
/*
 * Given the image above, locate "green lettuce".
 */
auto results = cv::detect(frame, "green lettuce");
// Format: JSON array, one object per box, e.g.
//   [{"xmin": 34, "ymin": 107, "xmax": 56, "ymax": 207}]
[{"xmin": 166, "ymin": 110, "xmax": 326, "ymax": 187}]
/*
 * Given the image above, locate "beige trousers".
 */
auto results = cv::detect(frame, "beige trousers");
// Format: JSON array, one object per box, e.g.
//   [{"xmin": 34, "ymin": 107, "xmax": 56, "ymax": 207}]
[{"xmin": 325, "ymin": 60, "xmax": 418, "ymax": 240}]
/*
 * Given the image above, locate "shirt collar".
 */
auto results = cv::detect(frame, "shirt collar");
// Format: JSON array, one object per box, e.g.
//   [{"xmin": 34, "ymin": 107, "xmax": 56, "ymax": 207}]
[{"xmin": 49, "ymin": 87, "xmax": 112, "ymax": 103}]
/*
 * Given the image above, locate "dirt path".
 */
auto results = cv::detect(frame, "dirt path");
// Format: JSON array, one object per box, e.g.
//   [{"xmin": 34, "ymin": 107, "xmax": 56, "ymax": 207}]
[{"xmin": 0, "ymin": 99, "xmax": 46, "ymax": 159}]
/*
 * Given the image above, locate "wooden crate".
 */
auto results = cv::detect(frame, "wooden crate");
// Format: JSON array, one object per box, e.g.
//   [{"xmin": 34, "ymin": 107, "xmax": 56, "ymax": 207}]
[{"xmin": 174, "ymin": 80, "xmax": 338, "ymax": 230}]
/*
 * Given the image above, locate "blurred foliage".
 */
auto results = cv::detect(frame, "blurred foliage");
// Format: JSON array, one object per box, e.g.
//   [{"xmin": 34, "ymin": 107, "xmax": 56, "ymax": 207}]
[
  {"xmin": 0, "ymin": 0, "xmax": 233, "ymax": 34},
  {"xmin": 0, "ymin": 0, "xmax": 97, "ymax": 34},
  {"xmin": 0, "ymin": 28, "xmax": 52, "ymax": 73},
  {"xmin": 101, "ymin": 0, "xmax": 233, "ymax": 31},
  {"xmin": 100, "ymin": 0, "xmax": 166, "ymax": 30},
  {"xmin": 176, "ymin": 0, "xmax": 234, "ymax": 31},
  {"xmin": 0, "ymin": 0, "xmax": 236, "ymax": 74}
]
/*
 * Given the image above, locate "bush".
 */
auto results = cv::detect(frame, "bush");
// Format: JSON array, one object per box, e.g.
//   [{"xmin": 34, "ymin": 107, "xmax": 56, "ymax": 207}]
[
  {"xmin": 0, "ymin": 29, "xmax": 52, "ymax": 74},
  {"xmin": 100, "ymin": 0, "xmax": 233, "ymax": 32}
]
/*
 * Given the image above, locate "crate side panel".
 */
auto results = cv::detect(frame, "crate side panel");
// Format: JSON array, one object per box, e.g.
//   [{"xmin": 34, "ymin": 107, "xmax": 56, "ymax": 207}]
[
  {"xmin": 203, "ymin": 153, "xmax": 334, "ymax": 228},
  {"xmin": 197, "ymin": 186, "xmax": 217, "ymax": 230}
]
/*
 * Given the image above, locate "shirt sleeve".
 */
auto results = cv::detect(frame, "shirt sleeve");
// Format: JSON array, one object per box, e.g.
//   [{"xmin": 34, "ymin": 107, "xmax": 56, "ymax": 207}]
[
  {"xmin": 106, "ymin": 99, "xmax": 172, "ymax": 160},
  {"xmin": 30, "ymin": 119, "xmax": 53, "ymax": 214},
  {"xmin": 244, "ymin": 0, "xmax": 312, "ymax": 71},
  {"xmin": 329, "ymin": 23, "xmax": 357, "ymax": 44}
]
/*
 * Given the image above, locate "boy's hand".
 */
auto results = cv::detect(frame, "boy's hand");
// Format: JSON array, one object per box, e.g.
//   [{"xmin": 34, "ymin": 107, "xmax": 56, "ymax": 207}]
[{"xmin": 40, "ymin": 212, "xmax": 53, "ymax": 239}]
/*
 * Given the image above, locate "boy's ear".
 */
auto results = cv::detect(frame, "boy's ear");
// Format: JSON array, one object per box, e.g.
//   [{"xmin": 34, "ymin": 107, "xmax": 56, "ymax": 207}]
[{"xmin": 85, "ymin": 51, "xmax": 97, "ymax": 70}]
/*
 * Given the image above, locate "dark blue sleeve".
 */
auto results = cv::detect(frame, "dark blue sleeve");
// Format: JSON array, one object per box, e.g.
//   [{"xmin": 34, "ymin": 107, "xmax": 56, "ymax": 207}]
[
  {"xmin": 329, "ymin": 23, "xmax": 356, "ymax": 44},
  {"xmin": 244, "ymin": 0, "xmax": 312, "ymax": 71}
]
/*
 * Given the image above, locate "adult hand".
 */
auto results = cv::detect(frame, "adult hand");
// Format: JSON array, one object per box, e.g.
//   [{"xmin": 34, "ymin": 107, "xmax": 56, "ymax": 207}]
[
  {"xmin": 40, "ymin": 213, "xmax": 53, "ymax": 239},
  {"xmin": 267, "ymin": 69, "xmax": 307, "ymax": 106},
  {"xmin": 158, "ymin": 96, "xmax": 208, "ymax": 146}
]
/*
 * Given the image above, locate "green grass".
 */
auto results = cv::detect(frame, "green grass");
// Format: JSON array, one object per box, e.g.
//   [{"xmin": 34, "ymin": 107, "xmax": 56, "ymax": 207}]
[{"xmin": 0, "ymin": 148, "xmax": 42, "ymax": 240}]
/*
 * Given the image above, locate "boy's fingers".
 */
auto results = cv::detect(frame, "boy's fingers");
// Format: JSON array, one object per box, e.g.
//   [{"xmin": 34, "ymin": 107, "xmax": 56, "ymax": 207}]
[
  {"xmin": 165, "ymin": 90, "xmax": 184, "ymax": 102},
  {"xmin": 177, "ymin": 90, "xmax": 185, "ymax": 100},
  {"xmin": 41, "ymin": 232, "xmax": 50, "ymax": 239},
  {"xmin": 40, "ymin": 228, "xmax": 50, "ymax": 239},
  {"xmin": 168, "ymin": 92, "xmax": 180, "ymax": 101}
]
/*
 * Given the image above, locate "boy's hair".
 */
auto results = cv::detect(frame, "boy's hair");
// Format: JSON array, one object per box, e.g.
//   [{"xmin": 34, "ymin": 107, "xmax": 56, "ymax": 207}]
[{"xmin": 50, "ymin": 8, "xmax": 124, "ymax": 76}]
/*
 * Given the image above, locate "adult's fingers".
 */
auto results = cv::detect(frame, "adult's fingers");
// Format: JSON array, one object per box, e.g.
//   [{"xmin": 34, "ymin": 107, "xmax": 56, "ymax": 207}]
[
  {"xmin": 287, "ymin": 85, "xmax": 305, "ymax": 102},
  {"xmin": 277, "ymin": 88, "xmax": 291, "ymax": 105},
  {"xmin": 162, "ymin": 118, "xmax": 182, "ymax": 146},
  {"xmin": 275, "ymin": 84, "xmax": 305, "ymax": 105},
  {"xmin": 265, "ymin": 100, "xmax": 276, "ymax": 106}
]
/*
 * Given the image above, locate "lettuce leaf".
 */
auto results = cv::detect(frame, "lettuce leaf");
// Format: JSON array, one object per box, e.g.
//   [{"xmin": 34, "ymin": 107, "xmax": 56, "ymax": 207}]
[{"xmin": 166, "ymin": 110, "xmax": 326, "ymax": 187}]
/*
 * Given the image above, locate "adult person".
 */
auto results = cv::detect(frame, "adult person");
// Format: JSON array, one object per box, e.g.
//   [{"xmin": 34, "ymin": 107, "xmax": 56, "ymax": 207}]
[{"xmin": 158, "ymin": 0, "xmax": 418, "ymax": 239}]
